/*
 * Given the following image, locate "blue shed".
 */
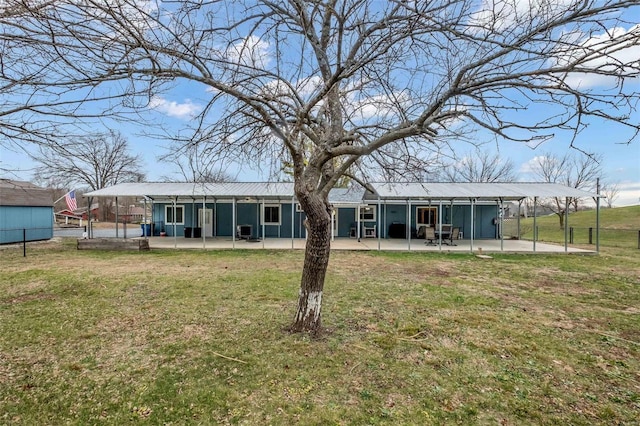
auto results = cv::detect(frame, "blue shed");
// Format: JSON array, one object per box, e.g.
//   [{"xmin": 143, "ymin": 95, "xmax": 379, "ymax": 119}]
[{"xmin": 0, "ymin": 179, "xmax": 54, "ymax": 244}]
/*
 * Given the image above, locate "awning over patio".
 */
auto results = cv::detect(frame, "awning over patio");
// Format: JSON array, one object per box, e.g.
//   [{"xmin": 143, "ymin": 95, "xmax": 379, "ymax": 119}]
[{"xmin": 366, "ymin": 182, "xmax": 600, "ymax": 201}]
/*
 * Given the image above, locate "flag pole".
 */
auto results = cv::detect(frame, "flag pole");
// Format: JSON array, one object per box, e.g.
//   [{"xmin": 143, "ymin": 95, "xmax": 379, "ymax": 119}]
[{"xmin": 53, "ymin": 190, "xmax": 72, "ymax": 205}]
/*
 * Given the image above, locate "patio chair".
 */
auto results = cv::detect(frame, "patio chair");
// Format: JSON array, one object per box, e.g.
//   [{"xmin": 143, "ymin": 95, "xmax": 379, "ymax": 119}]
[
  {"xmin": 445, "ymin": 227, "xmax": 460, "ymax": 246},
  {"xmin": 421, "ymin": 226, "xmax": 437, "ymax": 245}
]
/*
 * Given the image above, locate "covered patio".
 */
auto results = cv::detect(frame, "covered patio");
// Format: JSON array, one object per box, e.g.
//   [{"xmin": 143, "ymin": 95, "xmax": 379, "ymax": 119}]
[
  {"xmin": 83, "ymin": 181, "xmax": 602, "ymax": 254},
  {"xmin": 146, "ymin": 235, "xmax": 596, "ymax": 254}
]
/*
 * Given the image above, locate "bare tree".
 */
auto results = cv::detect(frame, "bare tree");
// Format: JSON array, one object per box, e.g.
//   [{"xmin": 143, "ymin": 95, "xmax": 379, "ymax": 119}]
[
  {"xmin": 3, "ymin": 0, "xmax": 640, "ymax": 333},
  {"xmin": 162, "ymin": 142, "xmax": 238, "ymax": 183},
  {"xmin": 33, "ymin": 131, "xmax": 145, "ymax": 220},
  {"xmin": 529, "ymin": 152, "xmax": 603, "ymax": 227},
  {"xmin": 600, "ymin": 182, "xmax": 621, "ymax": 208},
  {"xmin": 441, "ymin": 150, "xmax": 517, "ymax": 182}
]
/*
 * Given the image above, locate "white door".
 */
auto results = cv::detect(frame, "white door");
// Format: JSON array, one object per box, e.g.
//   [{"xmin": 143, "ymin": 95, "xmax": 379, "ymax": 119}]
[{"xmin": 199, "ymin": 209, "xmax": 213, "ymax": 237}]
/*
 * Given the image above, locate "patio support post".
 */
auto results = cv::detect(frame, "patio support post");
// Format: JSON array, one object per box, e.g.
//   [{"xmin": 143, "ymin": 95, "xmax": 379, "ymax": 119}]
[
  {"xmin": 377, "ymin": 196, "xmax": 381, "ymax": 251},
  {"xmin": 173, "ymin": 197, "xmax": 177, "ymax": 249},
  {"xmin": 213, "ymin": 198, "xmax": 217, "ymax": 237},
  {"xmin": 115, "ymin": 196, "xmax": 119, "ymax": 238},
  {"xmin": 143, "ymin": 198, "xmax": 148, "ymax": 239},
  {"xmin": 357, "ymin": 205, "xmax": 361, "ymax": 242},
  {"xmin": 596, "ymin": 188, "xmax": 601, "ymax": 254},
  {"xmin": 291, "ymin": 196, "xmax": 295, "ymax": 249},
  {"xmin": 517, "ymin": 200, "xmax": 522, "ymax": 240},
  {"xmin": 407, "ymin": 199, "xmax": 412, "ymax": 251},
  {"xmin": 262, "ymin": 198, "xmax": 265, "ymax": 249},
  {"xmin": 88, "ymin": 196, "xmax": 93, "ymax": 239},
  {"xmin": 202, "ymin": 196, "xmax": 206, "ymax": 249},
  {"xmin": 383, "ymin": 201, "xmax": 387, "ymax": 239},
  {"xmin": 564, "ymin": 197, "xmax": 569, "ymax": 252},
  {"xmin": 232, "ymin": 197, "xmax": 236, "ymax": 249},
  {"xmin": 438, "ymin": 200, "xmax": 443, "ymax": 250},
  {"xmin": 533, "ymin": 197, "xmax": 537, "ymax": 252},
  {"xmin": 499, "ymin": 198, "xmax": 504, "ymax": 252},
  {"xmin": 470, "ymin": 198, "xmax": 475, "ymax": 253}
]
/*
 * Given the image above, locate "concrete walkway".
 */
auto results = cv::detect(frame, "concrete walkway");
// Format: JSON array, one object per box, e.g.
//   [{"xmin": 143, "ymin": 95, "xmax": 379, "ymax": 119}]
[{"xmin": 145, "ymin": 236, "xmax": 596, "ymax": 254}]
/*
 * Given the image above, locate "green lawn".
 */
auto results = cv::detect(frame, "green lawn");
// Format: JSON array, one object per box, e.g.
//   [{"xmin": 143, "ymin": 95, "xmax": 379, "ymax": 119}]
[{"xmin": 1, "ymin": 240, "xmax": 639, "ymax": 425}]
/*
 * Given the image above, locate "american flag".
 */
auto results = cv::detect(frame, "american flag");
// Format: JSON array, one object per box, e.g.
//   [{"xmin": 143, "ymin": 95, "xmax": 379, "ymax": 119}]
[{"xmin": 65, "ymin": 190, "xmax": 78, "ymax": 212}]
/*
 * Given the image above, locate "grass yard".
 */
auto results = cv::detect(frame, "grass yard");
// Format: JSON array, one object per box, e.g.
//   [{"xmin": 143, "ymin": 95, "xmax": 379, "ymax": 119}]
[
  {"xmin": 1, "ymin": 239, "xmax": 639, "ymax": 425},
  {"xmin": 514, "ymin": 205, "xmax": 640, "ymax": 249}
]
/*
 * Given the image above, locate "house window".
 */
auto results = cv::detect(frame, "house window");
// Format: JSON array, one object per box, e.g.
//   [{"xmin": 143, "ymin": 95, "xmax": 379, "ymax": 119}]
[
  {"xmin": 416, "ymin": 207, "xmax": 437, "ymax": 225},
  {"xmin": 165, "ymin": 205, "xmax": 185, "ymax": 225},
  {"xmin": 262, "ymin": 205, "xmax": 281, "ymax": 225},
  {"xmin": 358, "ymin": 205, "xmax": 376, "ymax": 222}
]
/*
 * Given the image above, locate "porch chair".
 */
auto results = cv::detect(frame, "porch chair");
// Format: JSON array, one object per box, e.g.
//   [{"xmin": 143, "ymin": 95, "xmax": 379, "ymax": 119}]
[
  {"xmin": 419, "ymin": 226, "xmax": 437, "ymax": 245},
  {"xmin": 446, "ymin": 227, "xmax": 460, "ymax": 246}
]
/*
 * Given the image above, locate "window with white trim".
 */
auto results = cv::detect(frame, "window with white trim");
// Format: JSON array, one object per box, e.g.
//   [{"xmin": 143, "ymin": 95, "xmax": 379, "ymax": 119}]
[
  {"xmin": 165, "ymin": 205, "xmax": 185, "ymax": 225},
  {"xmin": 262, "ymin": 204, "xmax": 281, "ymax": 225},
  {"xmin": 358, "ymin": 205, "xmax": 376, "ymax": 222}
]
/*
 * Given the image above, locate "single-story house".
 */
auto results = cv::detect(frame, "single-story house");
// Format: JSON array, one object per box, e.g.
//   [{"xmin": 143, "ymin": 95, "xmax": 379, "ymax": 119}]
[
  {"xmin": 83, "ymin": 181, "xmax": 601, "ymax": 250},
  {"xmin": 0, "ymin": 179, "xmax": 54, "ymax": 244}
]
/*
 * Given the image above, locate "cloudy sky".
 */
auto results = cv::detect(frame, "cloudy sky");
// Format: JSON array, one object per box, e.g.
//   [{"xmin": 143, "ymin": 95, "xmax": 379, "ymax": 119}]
[{"xmin": 1, "ymin": 1, "xmax": 638, "ymax": 206}]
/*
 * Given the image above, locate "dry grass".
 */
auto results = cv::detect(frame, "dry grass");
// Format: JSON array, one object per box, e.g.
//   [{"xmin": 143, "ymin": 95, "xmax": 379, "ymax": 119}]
[{"xmin": 0, "ymin": 239, "xmax": 639, "ymax": 425}]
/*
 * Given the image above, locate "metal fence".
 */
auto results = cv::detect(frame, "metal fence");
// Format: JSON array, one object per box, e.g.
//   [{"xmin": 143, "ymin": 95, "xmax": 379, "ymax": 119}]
[
  {"xmin": 0, "ymin": 227, "xmax": 55, "ymax": 256},
  {"xmin": 502, "ymin": 219, "xmax": 639, "ymax": 249}
]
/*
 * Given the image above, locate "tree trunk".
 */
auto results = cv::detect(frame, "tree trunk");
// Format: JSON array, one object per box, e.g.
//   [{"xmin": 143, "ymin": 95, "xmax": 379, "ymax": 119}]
[{"xmin": 290, "ymin": 192, "xmax": 332, "ymax": 334}]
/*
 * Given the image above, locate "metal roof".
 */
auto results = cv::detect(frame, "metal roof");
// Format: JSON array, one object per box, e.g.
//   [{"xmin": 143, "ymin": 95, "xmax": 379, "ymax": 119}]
[
  {"xmin": 84, "ymin": 182, "xmax": 296, "ymax": 199},
  {"xmin": 83, "ymin": 181, "xmax": 600, "ymax": 203},
  {"xmin": 366, "ymin": 182, "xmax": 600, "ymax": 201}
]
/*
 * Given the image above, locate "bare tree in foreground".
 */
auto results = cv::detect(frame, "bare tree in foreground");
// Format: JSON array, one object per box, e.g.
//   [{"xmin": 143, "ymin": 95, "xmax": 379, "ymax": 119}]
[
  {"xmin": 529, "ymin": 152, "xmax": 603, "ymax": 228},
  {"xmin": 3, "ymin": 0, "xmax": 640, "ymax": 333}
]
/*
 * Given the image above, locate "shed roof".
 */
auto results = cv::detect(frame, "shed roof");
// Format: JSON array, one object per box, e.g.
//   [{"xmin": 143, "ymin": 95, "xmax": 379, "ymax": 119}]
[
  {"xmin": 366, "ymin": 182, "xmax": 599, "ymax": 201},
  {"xmin": 0, "ymin": 179, "xmax": 52, "ymax": 207}
]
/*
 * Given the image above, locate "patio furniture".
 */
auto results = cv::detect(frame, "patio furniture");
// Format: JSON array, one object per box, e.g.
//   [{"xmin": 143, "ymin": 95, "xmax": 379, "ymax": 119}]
[
  {"xmin": 363, "ymin": 225, "xmax": 376, "ymax": 238},
  {"xmin": 445, "ymin": 227, "xmax": 460, "ymax": 245},
  {"xmin": 418, "ymin": 226, "xmax": 437, "ymax": 245}
]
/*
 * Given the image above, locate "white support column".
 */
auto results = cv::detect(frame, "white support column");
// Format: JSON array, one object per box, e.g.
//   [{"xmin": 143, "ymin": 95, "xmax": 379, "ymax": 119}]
[
  {"xmin": 291, "ymin": 196, "xmax": 295, "ymax": 249},
  {"xmin": 357, "ymin": 205, "xmax": 361, "ymax": 242},
  {"xmin": 438, "ymin": 200, "xmax": 443, "ymax": 250},
  {"xmin": 499, "ymin": 198, "xmax": 504, "ymax": 252},
  {"xmin": 470, "ymin": 198, "xmax": 475, "ymax": 253},
  {"xmin": 202, "ymin": 196, "xmax": 206, "ymax": 249},
  {"xmin": 407, "ymin": 199, "xmax": 412, "ymax": 251},
  {"xmin": 173, "ymin": 197, "xmax": 177, "ymax": 249},
  {"xmin": 533, "ymin": 197, "xmax": 537, "ymax": 252},
  {"xmin": 377, "ymin": 197, "xmax": 381, "ymax": 251},
  {"xmin": 115, "ymin": 196, "xmax": 119, "ymax": 238},
  {"xmin": 232, "ymin": 197, "xmax": 236, "ymax": 249},
  {"xmin": 564, "ymin": 197, "xmax": 569, "ymax": 253},
  {"xmin": 262, "ymin": 198, "xmax": 266, "ymax": 249}
]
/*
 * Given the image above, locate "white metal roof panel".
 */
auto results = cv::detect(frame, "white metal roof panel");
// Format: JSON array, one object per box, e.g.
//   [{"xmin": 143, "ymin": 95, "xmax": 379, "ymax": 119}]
[{"xmin": 367, "ymin": 182, "xmax": 599, "ymax": 200}]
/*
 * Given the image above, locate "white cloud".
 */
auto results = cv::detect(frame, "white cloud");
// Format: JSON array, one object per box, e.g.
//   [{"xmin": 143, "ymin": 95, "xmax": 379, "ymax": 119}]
[
  {"xmin": 555, "ymin": 24, "xmax": 640, "ymax": 89},
  {"xmin": 149, "ymin": 96, "xmax": 201, "ymax": 119},
  {"xmin": 469, "ymin": 0, "xmax": 575, "ymax": 34},
  {"xmin": 226, "ymin": 35, "xmax": 271, "ymax": 68},
  {"xmin": 615, "ymin": 181, "xmax": 640, "ymax": 206}
]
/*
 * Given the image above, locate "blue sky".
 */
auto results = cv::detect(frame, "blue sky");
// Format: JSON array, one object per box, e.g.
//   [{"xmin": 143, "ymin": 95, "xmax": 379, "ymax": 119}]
[{"xmin": 1, "ymin": 1, "xmax": 639, "ymax": 206}]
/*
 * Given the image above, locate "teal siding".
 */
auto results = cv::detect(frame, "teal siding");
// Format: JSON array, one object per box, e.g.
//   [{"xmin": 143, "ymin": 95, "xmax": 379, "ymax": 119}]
[
  {"xmin": 0, "ymin": 205, "xmax": 54, "ymax": 244},
  {"xmin": 152, "ymin": 200, "xmax": 501, "ymax": 240}
]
